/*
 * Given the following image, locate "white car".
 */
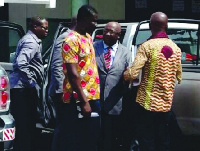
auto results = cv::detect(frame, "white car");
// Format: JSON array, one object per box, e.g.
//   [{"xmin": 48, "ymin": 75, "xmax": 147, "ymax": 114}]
[
  {"xmin": 43, "ymin": 20, "xmax": 200, "ymax": 136},
  {"xmin": 0, "ymin": 20, "xmax": 26, "ymax": 150}
]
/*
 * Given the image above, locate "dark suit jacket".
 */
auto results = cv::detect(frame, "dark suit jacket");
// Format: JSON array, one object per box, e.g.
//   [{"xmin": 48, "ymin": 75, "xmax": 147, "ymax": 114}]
[{"xmin": 94, "ymin": 40, "xmax": 131, "ymax": 115}]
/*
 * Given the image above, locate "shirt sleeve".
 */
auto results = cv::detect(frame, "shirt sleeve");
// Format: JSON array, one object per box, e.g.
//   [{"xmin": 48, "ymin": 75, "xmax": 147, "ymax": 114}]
[
  {"xmin": 16, "ymin": 40, "xmax": 38, "ymax": 87},
  {"xmin": 124, "ymin": 44, "xmax": 148, "ymax": 81},
  {"xmin": 176, "ymin": 49, "xmax": 182, "ymax": 84},
  {"xmin": 62, "ymin": 38, "xmax": 79, "ymax": 64},
  {"xmin": 51, "ymin": 39, "xmax": 65, "ymax": 94}
]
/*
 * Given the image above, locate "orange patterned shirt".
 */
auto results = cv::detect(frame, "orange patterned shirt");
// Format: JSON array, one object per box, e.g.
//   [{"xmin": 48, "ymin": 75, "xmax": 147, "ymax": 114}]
[
  {"xmin": 124, "ymin": 32, "xmax": 182, "ymax": 112},
  {"xmin": 62, "ymin": 31, "xmax": 100, "ymax": 103}
]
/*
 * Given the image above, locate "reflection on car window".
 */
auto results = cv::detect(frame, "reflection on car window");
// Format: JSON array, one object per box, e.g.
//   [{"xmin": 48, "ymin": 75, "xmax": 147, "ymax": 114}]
[
  {"xmin": 0, "ymin": 27, "xmax": 21, "ymax": 63},
  {"xmin": 168, "ymin": 29, "xmax": 198, "ymax": 64},
  {"xmin": 135, "ymin": 28, "xmax": 199, "ymax": 65}
]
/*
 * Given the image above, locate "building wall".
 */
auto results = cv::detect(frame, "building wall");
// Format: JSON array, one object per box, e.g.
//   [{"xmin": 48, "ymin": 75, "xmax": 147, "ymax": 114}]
[
  {"xmin": 90, "ymin": 0, "xmax": 125, "ymax": 20},
  {"xmin": 9, "ymin": 0, "xmax": 71, "ymax": 31},
  {"xmin": 8, "ymin": 0, "xmax": 125, "ymax": 31},
  {"xmin": 125, "ymin": 0, "xmax": 200, "ymax": 22}
]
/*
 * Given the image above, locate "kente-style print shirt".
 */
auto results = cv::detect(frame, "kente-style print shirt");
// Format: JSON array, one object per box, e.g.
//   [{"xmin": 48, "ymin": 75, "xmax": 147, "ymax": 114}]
[
  {"xmin": 124, "ymin": 32, "xmax": 182, "ymax": 112},
  {"xmin": 62, "ymin": 31, "xmax": 100, "ymax": 103}
]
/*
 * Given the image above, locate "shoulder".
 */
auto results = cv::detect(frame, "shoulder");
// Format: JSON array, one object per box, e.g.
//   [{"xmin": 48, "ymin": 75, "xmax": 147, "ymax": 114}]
[
  {"xmin": 118, "ymin": 43, "xmax": 129, "ymax": 52},
  {"xmin": 64, "ymin": 31, "xmax": 78, "ymax": 41},
  {"xmin": 18, "ymin": 35, "xmax": 39, "ymax": 51},
  {"xmin": 22, "ymin": 32, "xmax": 37, "ymax": 43},
  {"xmin": 93, "ymin": 40, "xmax": 103, "ymax": 48},
  {"xmin": 168, "ymin": 39, "xmax": 182, "ymax": 53}
]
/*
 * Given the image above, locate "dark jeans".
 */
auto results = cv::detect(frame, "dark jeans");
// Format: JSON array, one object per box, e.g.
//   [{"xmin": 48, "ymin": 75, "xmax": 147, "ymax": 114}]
[
  {"xmin": 121, "ymin": 87, "xmax": 139, "ymax": 151},
  {"xmin": 52, "ymin": 99, "xmax": 101, "ymax": 151},
  {"xmin": 98, "ymin": 113, "xmax": 123, "ymax": 151},
  {"xmin": 10, "ymin": 87, "xmax": 38, "ymax": 151},
  {"xmin": 135, "ymin": 103, "xmax": 170, "ymax": 151}
]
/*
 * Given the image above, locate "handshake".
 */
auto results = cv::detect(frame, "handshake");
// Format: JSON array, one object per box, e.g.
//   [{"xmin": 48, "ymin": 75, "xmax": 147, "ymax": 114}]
[{"xmin": 123, "ymin": 67, "xmax": 142, "ymax": 87}]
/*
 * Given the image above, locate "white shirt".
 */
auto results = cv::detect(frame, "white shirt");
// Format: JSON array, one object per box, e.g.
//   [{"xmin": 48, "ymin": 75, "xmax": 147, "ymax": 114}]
[{"xmin": 103, "ymin": 41, "xmax": 119, "ymax": 66}]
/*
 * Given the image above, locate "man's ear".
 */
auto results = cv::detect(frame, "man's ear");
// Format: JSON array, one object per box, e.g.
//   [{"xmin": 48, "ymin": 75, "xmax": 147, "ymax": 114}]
[
  {"xmin": 117, "ymin": 33, "xmax": 121, "ymax": 39},
  {"xmin": 34, "ymin": 25, "xmax": 37, "ymax": 30}
]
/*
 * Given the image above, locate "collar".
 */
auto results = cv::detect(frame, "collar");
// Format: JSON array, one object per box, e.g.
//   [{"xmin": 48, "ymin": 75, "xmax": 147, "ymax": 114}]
[
  {"xmin": 103, "ymin": 40, "xmax": 119, "ymax": 53},
  {"xmin": 149, "ymin": 31, "xmax": 168, "ymax": 40},
  {"xmin": 73, "ymin": 30, "xmax": 91, "ymax": 38},
  {"xmin": 27, "ymin": 30, "xmax": 42, "ymax": 44}
]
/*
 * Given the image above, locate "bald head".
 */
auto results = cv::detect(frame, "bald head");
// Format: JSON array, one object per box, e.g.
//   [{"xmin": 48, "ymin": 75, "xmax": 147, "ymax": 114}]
[
  {"xmin": 106, "ymin": 22, "xmax": 121, "ymax": 33},
  {"xmin": 150, "ymin": 12, "xmax": 168, "ymax": 33},
  {"xmin": 103, "ymin": 22, "xmax": 121, "ymax": 46}
]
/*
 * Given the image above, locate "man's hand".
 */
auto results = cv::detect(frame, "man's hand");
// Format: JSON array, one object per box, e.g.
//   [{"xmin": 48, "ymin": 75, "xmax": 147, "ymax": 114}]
[
  {"xmin": 56, "ymin": 93, "xmax": 63, "ymax": 103},
  {"xmin": 123, "ymin": 67, "xmax": 131, "ymax": 81},
  {"xmin": 81, "ymin": 101, "xmax": 92, "ymax": 118}
]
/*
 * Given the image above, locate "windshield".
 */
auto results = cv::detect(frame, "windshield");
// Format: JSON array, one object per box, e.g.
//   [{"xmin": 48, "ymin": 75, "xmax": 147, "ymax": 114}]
[{"xmin": 135, "ymin": 28, "xmax": 200, "ymax": 65}]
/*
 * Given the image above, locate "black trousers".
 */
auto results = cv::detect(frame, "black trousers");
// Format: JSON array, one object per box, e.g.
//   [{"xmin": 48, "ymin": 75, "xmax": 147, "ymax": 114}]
[
  {"xmin": 98, "ymin": 112, "xmax": 123, "ymax": 151},
  {"xmin": 121, "ymin": 87, "xmax": 139, "ymax": 151},
  {"xmin": 52, "ymin": 99, "xmax": 101, "ymax": 151},
  {"xmin": 135, "ymin": 104, "xmax": 171, "ymax": 151},
  {"xmin": 10, "ymin": 87, "xmax": 38, "ymax": 151}
]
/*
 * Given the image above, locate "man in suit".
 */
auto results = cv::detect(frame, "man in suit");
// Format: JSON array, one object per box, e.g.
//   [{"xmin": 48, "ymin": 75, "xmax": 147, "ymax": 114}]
[
  {"xmin": 94, "ymin": 22, "xmax": 131, "ymax": 151},
  {"xmin": 48, "ymin": 16, "xmax": 76, "ymax": 128}
]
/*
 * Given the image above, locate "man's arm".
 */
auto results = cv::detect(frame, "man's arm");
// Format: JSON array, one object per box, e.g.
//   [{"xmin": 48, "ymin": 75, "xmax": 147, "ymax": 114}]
[
  {"xmin": 66, "ymin": 63, "xmax": 91, "ymax": 117},
  {"xmin": 51, "ymin": 43, "xmax": 65, "ymax": 100},
  {"xmin": 16, "ymin": 40, "xmax": 38, "ymax": 87},
  {"xmin": 176, "ymin": 50, "xmax": 182, "ymax": 84},
  {"xmin": 123, "ymin": 45, "xmax": 147, "ymax": 81}
]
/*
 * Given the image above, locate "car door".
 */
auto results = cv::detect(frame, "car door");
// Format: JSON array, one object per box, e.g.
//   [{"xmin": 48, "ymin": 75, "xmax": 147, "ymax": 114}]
[
  {"xmin": 41, "ymin": 22, "xmax": 69, "ymax": 128},
  {"xmin": 0, "ymin": 21, "xmax": 25, "ymax": 73}
]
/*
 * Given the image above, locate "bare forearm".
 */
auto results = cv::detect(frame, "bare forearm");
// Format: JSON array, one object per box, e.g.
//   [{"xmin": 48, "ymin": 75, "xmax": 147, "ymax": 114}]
[
  {"xmin": 66, "ymin": 63, "xmax": 88, "ymax": 103},
  {"xmin": 70, "ymin": 75, "xmax": 88, "ymax": 103}
]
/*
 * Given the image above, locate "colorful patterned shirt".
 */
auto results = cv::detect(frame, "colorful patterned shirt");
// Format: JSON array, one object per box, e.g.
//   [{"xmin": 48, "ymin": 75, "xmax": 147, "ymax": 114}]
[
  {"xmin": 124, "ymin": 32, "xmax": 182, "ymax": 112},
  {"xmin": 62, "ymin": 31, "xmax": 100, "ymax": 103}
]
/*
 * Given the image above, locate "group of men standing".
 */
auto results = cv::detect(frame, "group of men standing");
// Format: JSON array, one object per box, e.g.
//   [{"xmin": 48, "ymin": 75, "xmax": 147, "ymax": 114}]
[{"xmin": 9, "ymin": 4, "xmax": 182, "ymax": 151}]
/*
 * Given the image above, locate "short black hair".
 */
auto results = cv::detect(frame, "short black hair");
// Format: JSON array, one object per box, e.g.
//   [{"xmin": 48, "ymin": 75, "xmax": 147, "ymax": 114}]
[
  {"xmin": 29, "ymin": 16, "xmax": 47, "ymax": 29},
  {"xmin": 77, "ymin": 5, "xmax": 98, "ymax": 22}
]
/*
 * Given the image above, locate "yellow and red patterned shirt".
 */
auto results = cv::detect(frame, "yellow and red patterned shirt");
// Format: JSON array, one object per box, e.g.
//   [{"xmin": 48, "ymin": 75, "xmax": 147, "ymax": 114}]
[
  {"xmin": 62, "ymin": 31, "xmax": 100, "ymax": 103},
  {"xmin": 124, "ymin": 32, "xmax": 182, "ymax": 112}
]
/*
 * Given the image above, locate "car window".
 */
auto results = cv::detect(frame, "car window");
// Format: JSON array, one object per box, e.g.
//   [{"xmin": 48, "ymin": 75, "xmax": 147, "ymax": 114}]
[
  {"xmin": 135, "ymin": 28, "xmax": 200, "ymax": 65},
  {"xmin": 0, "ymin": 27, "xmax": 21, "ymax": 63}
]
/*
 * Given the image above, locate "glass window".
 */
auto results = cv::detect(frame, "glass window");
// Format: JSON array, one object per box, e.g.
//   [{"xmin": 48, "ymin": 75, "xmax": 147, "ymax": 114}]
[
  {"xmin": 168, "ymin": 29, "xmax": 198, "ymax": 65},
  {"xmin": 0, "ymin": 27, "xmax": 21, "ymax": 63},
  {"xmin": 135, "ymin": 28, "xmax": 200, "ymax": 65}
]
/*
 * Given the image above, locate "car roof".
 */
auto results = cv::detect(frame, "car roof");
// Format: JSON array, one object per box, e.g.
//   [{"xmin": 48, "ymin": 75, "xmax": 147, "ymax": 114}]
[{"xmin": 96, "ymin": 22, "xmax": 139, "ymax": 28}]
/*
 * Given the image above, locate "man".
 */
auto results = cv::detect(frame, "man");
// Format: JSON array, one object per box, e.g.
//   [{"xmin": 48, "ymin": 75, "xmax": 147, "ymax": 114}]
[
  {"xmin": 94, "ymin": 22, "xmax": 131, "ymax": 151},
  {"xmin": 124, "ymin": 12, "xmax": 182, "ymax": 151},
  {"xmin": 52, "ymin": 5, "xmax": 100, "ymax": 151},
  {"xmin": 48, "ymin": 16, "xmax": 76, "ymax": 127},
  {"xmin": 9, "ymin": 16, "xmax": 48, "ymax": 151}
]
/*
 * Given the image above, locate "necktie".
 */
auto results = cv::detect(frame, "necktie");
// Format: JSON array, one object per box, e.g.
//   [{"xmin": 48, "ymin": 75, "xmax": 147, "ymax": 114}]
[{"xmin": 104, "ymin": 47, "xmax": 112, "ymax": 70}]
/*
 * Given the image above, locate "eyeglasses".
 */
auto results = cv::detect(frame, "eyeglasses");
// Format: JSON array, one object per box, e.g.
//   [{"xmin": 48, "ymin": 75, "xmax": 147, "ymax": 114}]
[
  {"xmin": 40, "ymin": 25, "xmax": 48, "ymax": 30},
  {"xmin": 103, "ymin": 29, "xmax": 120, "ymax": 35}
]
